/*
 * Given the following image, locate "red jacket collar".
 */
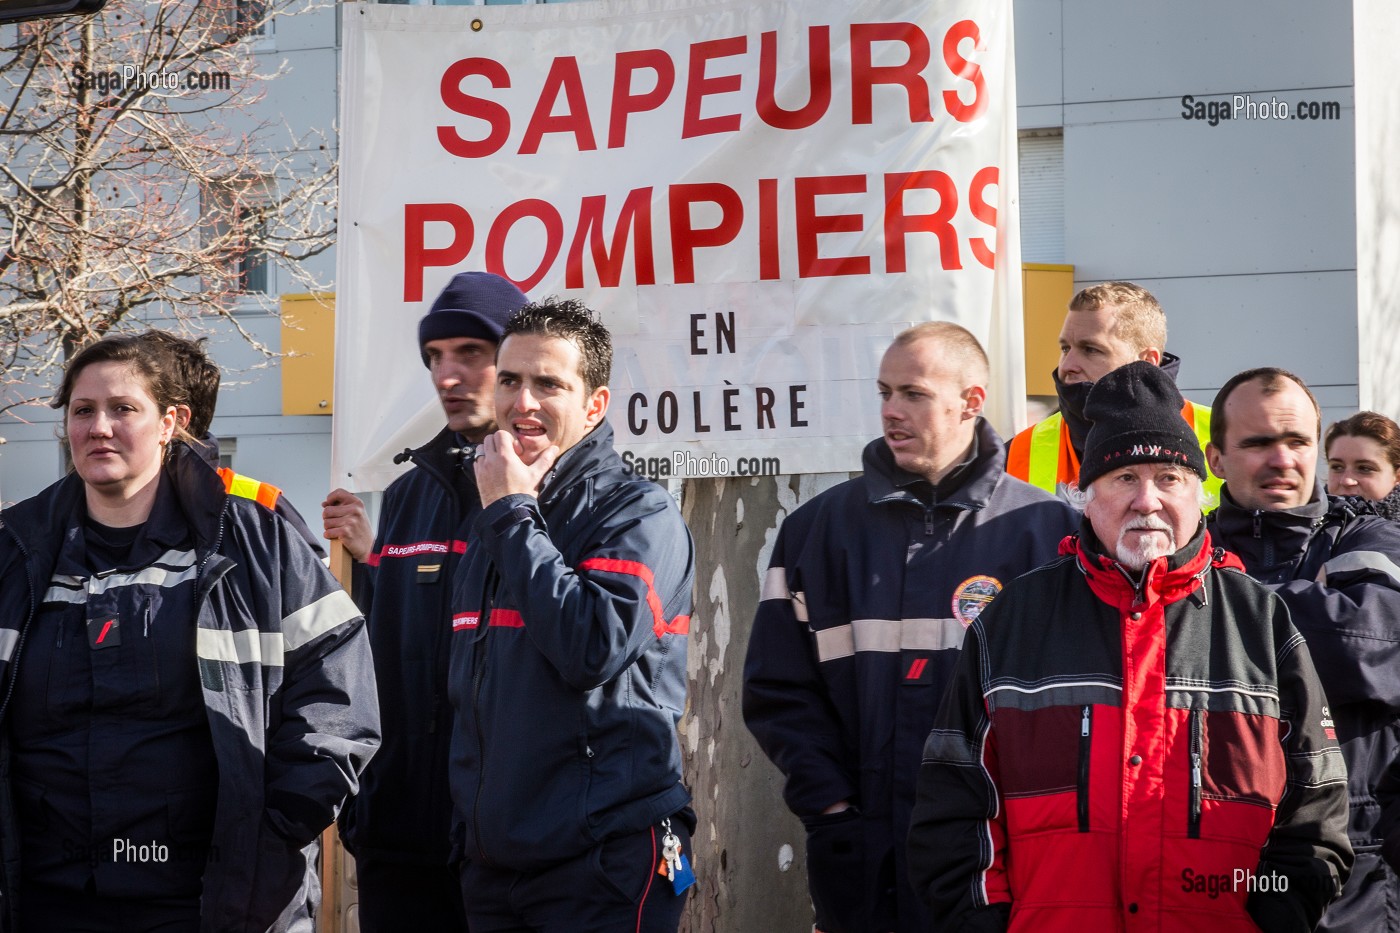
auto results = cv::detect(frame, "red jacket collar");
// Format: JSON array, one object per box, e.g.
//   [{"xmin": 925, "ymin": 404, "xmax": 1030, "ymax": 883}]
[{"xmin": 1060, "ymin": 526, "xmax": 1243, "ymax": 612}]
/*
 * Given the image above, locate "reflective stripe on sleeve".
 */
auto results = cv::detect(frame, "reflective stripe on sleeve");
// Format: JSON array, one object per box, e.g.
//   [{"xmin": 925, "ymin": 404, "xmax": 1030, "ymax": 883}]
[
  {"xmin": 197, "ymin": 628, "xmax": 285, "ymax": 667},
  {"xmin": 761, "ymin": 566, "xmax": 788, "ymax": 601},
  {"xmin": 1319, "ymin": 550, "xmax": 1400, "ymax": 588},
  {"xmin": 281, "ymin": 590, "xmax": 360, "ymax": 652}
]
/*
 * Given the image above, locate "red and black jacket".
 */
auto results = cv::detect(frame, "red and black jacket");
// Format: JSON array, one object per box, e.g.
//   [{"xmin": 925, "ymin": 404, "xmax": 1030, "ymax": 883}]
[{"xmin": 909, "ymin": 524, "xmax": 1352, "ymax": 933}]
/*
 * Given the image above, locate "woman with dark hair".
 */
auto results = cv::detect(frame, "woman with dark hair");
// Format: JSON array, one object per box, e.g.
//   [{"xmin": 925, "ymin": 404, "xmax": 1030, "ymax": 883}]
[
  {"xmin": 0, "ymin": 334, "xmax": 379, "ymax": 932},
  {"xmin": 1326, "ymin": 410, "xmax": 1400, "ymax": 517}
]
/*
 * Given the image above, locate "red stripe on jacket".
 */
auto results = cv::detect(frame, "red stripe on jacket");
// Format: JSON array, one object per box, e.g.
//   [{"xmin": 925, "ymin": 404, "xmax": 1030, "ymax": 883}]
[
  {"xmin": 452, "ymin": 608, "xmax": 524, "ymax": 631},
  {"xmin": 578, "ymin": 557, "xmax": 690, "ymax": 637}
]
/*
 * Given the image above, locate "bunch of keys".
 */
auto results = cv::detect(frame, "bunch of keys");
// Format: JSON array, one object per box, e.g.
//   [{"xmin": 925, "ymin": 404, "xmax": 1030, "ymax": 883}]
[{"xmin": 657, "ymin": 818, "xmax": 696, "ymax": 895}]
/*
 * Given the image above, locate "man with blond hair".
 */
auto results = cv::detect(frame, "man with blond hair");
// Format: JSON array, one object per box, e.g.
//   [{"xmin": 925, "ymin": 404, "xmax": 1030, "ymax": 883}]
[
  {"xmin": 1006, "ymin": 281, "xmax": 1220, "ymax": 508},
  {"xmin": 743, "ymin": 322, "xmax": 1077, "ymax": 933}
]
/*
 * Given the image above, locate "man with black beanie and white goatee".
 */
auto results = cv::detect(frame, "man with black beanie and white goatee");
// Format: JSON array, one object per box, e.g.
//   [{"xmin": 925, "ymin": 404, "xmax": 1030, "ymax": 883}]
[
  {"xmin": 910, "ymin": 361, "xmax": 1352, "ymax": 933},
  {"xmin": 322, "ymin": 271, "xmax": 528, "ymax": 932}
]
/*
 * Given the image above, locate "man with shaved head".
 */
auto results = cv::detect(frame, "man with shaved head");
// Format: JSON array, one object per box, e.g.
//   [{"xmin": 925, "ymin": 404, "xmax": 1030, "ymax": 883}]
[{"xmin": 743, "ymin": 323, "xmax": 1078, "ymax": 933}]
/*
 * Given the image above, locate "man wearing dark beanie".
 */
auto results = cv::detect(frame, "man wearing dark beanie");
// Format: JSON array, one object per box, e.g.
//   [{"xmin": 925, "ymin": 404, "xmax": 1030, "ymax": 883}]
[
  {"xmin": 322, "ymin": 271, "xmax": 528, "ymax": 932},
  {"xmin": 911, "ymin": 360, "xmax": 1352, "ymax": 933}
]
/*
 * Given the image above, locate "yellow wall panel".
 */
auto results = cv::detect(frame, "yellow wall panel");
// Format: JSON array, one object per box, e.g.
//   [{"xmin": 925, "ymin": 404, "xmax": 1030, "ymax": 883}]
[
  {"xmin": 281, "ymin": 293, "xmax": 335, "ymax": 416},
  {"xmin": 1021, "ymin": 264, "xmax": 1075, "ymax": 396}
]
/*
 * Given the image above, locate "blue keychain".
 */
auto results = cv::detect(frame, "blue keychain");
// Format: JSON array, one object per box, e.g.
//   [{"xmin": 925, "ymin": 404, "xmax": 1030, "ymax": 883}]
[{"xmin": 659, "ymin": 820, "xmax": 696, "ymax": 895}]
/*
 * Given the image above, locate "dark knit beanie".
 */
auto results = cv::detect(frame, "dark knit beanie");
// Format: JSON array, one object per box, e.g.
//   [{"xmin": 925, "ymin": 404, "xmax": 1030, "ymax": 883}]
[
  {"xmin": 418, "ymin": 272, "xmax": 528, "ymax": 366},
  {"xmin": 1079, "ymin": 360, "xmax": 1208, "ymax": 489}
]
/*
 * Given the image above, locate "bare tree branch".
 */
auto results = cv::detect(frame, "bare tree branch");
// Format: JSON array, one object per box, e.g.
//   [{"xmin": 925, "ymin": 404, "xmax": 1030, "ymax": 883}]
[{"xmin": 0, "ymin": 0, "xmax": 336, "ymax": 410}]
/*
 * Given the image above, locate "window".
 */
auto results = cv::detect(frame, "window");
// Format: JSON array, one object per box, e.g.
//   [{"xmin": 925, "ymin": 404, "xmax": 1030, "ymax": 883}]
[
  {"xmin": 1019, "ymin": 130, "xmax": 1065, "ymax": 264},
  {"xmin": 217, "ymin": 437, "xmax": 238, "ymax": 471},
  {"xmin": 202, "ymin": 174, "xmax": 276, "ymax": 299},
  {"xmin": 205, "ymin": 0, "xmax": 273, "ymax": 42},
  {"xmin": 237, "ymin": 0, "xmax": 270, "ymax": 36},
  {"xmin": 237, "ymin": 207, "xmax": 269, "ymax": 294}
]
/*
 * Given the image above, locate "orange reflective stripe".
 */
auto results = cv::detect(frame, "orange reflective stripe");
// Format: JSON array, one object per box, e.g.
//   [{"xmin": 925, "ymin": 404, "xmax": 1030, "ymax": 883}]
[
  {"xmin": 1006, "ymin": 429, "xmax": 1033, "ymax": 482},
  {"xmin": 220, "ymin": 468, "xmax": 283, "ymax": 512},
  {"xmin": 254, "ymin": 482, "xmax": 281, "ymax": 511}
]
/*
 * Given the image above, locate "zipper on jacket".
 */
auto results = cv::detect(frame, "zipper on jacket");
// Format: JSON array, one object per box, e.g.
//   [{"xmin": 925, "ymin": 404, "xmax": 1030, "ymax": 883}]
[
  {"xmin": 1252, "ymin": 511, "xmax": 1262, "ymax": 539},
  {"xmin": 1078, "ymin": 704, "xmax": 1092, "ymax": 832},
  {"xmin": 923, "ymin": 508, "xmax": 934, "ymax": 536},
  {"xmin": 1189, "ymin": 709, "xmax": 1203, "ymax": 839}
]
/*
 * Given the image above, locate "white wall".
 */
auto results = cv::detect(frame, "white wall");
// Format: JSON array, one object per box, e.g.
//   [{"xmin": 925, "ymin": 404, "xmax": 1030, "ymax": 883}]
[
  {"xmin": 1354, "ymin": 1, "xmax": 1400, "ymax": 419},
  {"xmin": 1015, "ymin": 0, "xmax": 1358, "ymax": 427}
]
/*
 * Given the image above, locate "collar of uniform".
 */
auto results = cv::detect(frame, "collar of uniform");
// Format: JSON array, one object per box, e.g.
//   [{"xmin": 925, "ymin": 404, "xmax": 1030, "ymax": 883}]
[
  {"xmin": 864, "ymin": 417, "xmax": 1008, "ymax": 510},
  {"xmin": 185, "ymin": 433, "xmax": 221, "ymax": 470},
  {"xmin": 1, "ymin": 469, "xmax": 85, "ymax": 559},
  {"xmin": 1072, "ymin": 517, "xmax": 1216, "ymax": 610},
  {"xmin": 410, "ymin": 425, "xmax": 468, "ymax": 472},
  {"xmin": 3, "ymin": 444, "xmax": 225, "ymax": 560},
  {"xmin": 163, "ymin": 441, "xmax": 230, "ymax": 556},
  {"xmin": 1369, "ymin": 485, "xmax": 1400, "ymax": 523},
  {"xmin": 1210, "ymin": 479, "xmax": 1327, "ymax": 567},
  {"xmin": 538, "ymin": 420, "xmax": 616, "ymax": 505}
]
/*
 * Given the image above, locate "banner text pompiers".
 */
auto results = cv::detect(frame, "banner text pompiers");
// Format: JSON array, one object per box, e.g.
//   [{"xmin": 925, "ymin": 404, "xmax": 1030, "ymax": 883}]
[
  {"xmin": 335, "ymin": 0, "xmax": 1021, "ymax": 490},
  {"xmin": 407, "ymin": 20, "xmax": 998, "ymax": 297}
]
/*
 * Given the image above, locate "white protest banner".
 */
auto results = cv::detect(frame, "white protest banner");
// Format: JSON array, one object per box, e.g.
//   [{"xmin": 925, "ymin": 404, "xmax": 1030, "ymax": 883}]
[{"xmin": 336, "ymin": 0, "xmax": 1021, "ymax": 490}]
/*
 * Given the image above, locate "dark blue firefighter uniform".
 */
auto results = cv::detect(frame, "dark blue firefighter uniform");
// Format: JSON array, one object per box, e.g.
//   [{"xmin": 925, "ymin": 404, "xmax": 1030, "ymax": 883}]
[
  {"xmin": 340, "ymin": 426, "xmax": 479, "ymax": 932},
  {"xmin": 1210, "ymin": 485, "xmax": 1400, "ymax": 933},
  {"xmin": 743, "ymin": 420, "xmax": 1079, "ymax": 933},
  {"xmin": 0, "ymin": 442, "xmax": 380, "ymax": 933},
  {"xmin": 447, "ymin": 421, "xmax": 695, "ymax": 933}
]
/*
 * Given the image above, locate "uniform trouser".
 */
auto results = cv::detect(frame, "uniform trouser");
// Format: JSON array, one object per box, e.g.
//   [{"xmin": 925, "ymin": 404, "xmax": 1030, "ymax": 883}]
[
  {"xmin": 356, "ymin": 855, "xmax": 469, "ymax": 933},
  {"xmin": 459, "ymin": 817, "xmax": 691, "ymax": 933}
]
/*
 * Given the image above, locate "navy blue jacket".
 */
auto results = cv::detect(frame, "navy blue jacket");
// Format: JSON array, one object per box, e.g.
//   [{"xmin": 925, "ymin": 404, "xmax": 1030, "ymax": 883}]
[
  {"xmin": 0, "ymin": 444, "xmax": 380, "ymax": 933},
  {"xmin": 447, "ymin": 421, "xmax": 694, "ymax": 870},
  {"xmin": 1210, "ymin": 485, "xmax": 1400, "ymax": 933},
  {"xmin": 742, "ymin": 420, "xmax": 1078, "ymax": 933},
  {"xmin": 342, "ymin": 426, "xmax": 479, "ymax": 866}
]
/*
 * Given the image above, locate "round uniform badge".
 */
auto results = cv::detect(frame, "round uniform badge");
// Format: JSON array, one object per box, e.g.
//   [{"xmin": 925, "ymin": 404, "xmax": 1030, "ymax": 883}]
[{"xmin": 952, "ymin": 575, "xmax": 1002, "ymax": 627}]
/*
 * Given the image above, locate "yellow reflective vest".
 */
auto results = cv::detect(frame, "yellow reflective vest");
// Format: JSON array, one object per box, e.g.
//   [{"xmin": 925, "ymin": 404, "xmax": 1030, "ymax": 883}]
[{"xmin": 1006, "ymin": 401, "xmax": 1222, "ymax": 510}]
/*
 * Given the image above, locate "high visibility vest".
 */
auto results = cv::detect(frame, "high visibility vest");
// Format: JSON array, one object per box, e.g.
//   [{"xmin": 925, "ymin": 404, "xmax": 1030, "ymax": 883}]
[
  {"xmin": 218, "ymin": 467, "xmax": 283, "ymax": 512},
  {"xmin": 1006, "ymin": 401, "xmax": 1223, "ymax": 511}
]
